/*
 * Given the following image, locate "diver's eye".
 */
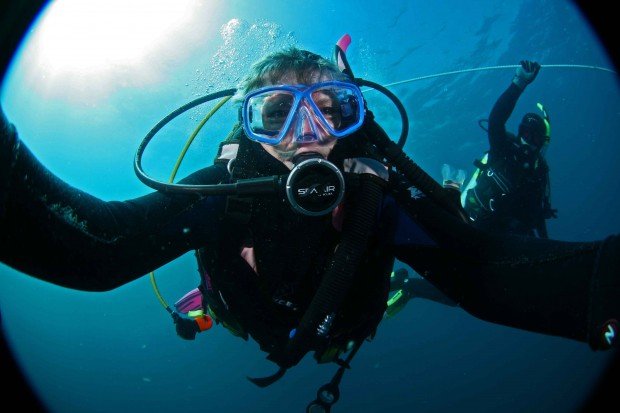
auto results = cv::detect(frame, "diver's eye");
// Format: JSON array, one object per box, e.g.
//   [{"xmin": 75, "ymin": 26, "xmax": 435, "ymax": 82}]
[
  {"xmin": 320, "ymin": 106, "xmax": 338, "ymax": 116},
  {"xmin": 265, "ymin": 108, "xmax": 289, "ymax": 120},
  {"xmin": 318, "ymin": 106, "xmax": 342, "ymax": 127},
  {"xmin": 262, "ymin": 101, "xmax": 292, "ymax": 129}
]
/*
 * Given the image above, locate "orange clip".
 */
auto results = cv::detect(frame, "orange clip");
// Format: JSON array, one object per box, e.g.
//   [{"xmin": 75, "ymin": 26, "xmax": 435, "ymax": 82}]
[{"xmin": 194, "ymin": 314, "xmax": 214, "ymax": 332}]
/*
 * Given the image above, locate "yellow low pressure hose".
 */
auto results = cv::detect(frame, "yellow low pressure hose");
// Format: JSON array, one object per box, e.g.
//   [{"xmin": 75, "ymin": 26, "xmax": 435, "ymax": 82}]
[{"xmin": 150, "ymin": 95, "xmax": 233, "ymax": 313}]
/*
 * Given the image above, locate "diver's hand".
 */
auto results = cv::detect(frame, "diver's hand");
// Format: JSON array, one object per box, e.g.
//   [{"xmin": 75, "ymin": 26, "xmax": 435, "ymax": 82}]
[
  {"xmin": 173, "ymin": 313, "xmax": 200, "ymax": 340},
  {"xmin": 512, "ymin": 60, "xmax": 541, "ymax": 90}
]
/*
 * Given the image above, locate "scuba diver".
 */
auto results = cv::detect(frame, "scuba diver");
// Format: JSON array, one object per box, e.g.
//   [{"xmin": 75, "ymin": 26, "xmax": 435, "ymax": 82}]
[
  {"xmin": 387, "ymin": 59, "xmax": 559, "ymax": 319},
  {"xmin": 461, "ymin": 60, "xmax": 557, "ymax": 238},
  {"xmin": 1, "ymin": 41, "xmax": 619, "ymax": 413}
]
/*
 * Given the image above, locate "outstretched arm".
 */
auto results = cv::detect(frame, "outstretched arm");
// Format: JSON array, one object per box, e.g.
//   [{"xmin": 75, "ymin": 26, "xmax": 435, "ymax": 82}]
[
  {"xmin": 488, "ymin": 61, "xmax": 540, "ymax": 153},
  {"xmin": 389, "ymin": 268, "xmax": 457, "ymax": 306},
  {"xmin": 1, "ymin": 107, "xmax": 227, "ymax": 291},
  {"xmin": 386, "ymin": 189, "xmax": 619, "ymax": 352}
]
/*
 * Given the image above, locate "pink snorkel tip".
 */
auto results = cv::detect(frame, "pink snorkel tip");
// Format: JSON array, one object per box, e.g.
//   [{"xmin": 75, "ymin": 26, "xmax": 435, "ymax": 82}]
[
  {"xmin": 336, "ymin": 34, "xmax": 352, "ymax": 53},
  {"xmin": 334, "ymin": 34, "xmax": 354, "ymax": 77}
]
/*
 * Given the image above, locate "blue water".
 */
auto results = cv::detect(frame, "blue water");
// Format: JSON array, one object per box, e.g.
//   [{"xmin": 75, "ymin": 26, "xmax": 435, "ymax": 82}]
[{"xmin": 1, "ymin": 1, "xmax": 618, "ymax": 412}]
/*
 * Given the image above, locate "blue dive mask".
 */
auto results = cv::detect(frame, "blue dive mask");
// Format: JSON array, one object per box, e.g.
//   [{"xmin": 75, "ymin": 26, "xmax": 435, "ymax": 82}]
[{"xmin": 241, "ymin": 81, "xmax": 365, "ymax": 145}]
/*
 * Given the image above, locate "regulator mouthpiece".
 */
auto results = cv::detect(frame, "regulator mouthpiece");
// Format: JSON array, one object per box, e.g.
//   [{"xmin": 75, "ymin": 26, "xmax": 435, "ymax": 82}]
[{"xmin": 286, "ymin": 153, "xmax": 344, "ymax": 216}]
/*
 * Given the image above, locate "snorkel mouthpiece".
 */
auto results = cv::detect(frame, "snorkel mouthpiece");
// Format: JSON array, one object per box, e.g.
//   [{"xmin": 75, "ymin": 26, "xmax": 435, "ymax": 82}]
[{"xmin": 286, "ymin": 153, "xmax": 344, "ymax": 216}]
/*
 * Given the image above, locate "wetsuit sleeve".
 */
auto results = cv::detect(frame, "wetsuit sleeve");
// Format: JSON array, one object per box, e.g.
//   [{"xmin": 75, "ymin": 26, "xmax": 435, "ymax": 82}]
[
  {"xmin": 388, "ymin": 192, "xmax": 619, "ymax": 351},
  {"xmin": 1, "ymin": 107, "xmax": 227, "ymax": 291},
  {"xmin": 488, "ymin": 83, "xmax": 524, "ymax": 156}
]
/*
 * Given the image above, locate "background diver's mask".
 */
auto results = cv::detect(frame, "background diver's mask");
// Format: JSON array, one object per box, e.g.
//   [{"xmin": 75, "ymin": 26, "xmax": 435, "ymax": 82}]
[
  {"xmin": 241, "ymin": 81, "xmax": 365, "ymax": 145},
  {"xmin": 518, "ymin": 112, "xmax": 547, "ymax": 151}
]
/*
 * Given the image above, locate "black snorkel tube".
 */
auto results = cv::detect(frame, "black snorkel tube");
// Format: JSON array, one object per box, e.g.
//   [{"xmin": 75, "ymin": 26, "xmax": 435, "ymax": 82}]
[
  {"xmin": 362, "ymin": 111, "xmax": 469, "ymax": 221},
  {"xmin": 334, "ymin": 34, "xmax": 468, "ymax": 221}
]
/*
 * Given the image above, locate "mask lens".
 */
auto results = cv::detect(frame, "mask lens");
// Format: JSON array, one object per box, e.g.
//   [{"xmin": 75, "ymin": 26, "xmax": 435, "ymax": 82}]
[
  {"xmin": 246, "ymin": 90, "xmax": 295, "ymax": 142},
  {"xmin": 310, "ymin": 85, "xmax": 361, "ymax": 134}
]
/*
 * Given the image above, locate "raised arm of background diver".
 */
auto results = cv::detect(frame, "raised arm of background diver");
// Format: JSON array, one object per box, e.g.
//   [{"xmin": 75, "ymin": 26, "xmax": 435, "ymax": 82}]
[
  {"xmin": 392, "ymin": 191, "xmax": 619, "ymax": 351},
  {"xmin": 0, "ymin": 106, "xmax": 227, "ymax": 291},
  {"xmin": 487, "ymin": 82, "xmax": 523, "ymax": 151}
]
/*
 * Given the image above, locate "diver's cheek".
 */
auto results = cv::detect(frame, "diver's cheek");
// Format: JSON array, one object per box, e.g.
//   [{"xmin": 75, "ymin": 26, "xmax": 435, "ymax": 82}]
[
  {"xmin": 314, "ymin": 137, "xmax": 337, "ymax": 156},
  {"xmin": 259, "ymin": 142, "xmax": 296, "ymax": 169},
  {"xmin": 319, "ymin": 137, "xmax": 337, "ymax": 149},
  {"xmin": 313, "ymin": 122, "xmax": 336, "ymax": 145}
]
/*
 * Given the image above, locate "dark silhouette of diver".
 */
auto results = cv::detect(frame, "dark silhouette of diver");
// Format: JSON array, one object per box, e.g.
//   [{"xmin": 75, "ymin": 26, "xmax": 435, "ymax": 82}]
[
  {"xmin": 388, "ymin": 61, "xmax": 556, "ymax": 318},
  {"xmin": 461, "ymin": 60, "xmax": 557, "ymax": 238}
]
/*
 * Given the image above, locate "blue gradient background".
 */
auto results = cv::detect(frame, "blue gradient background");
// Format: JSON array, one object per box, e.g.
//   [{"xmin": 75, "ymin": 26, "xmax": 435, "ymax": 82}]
[{"xmin": 1, "ymin": 1, "xmax": 618, "ymax": 412}]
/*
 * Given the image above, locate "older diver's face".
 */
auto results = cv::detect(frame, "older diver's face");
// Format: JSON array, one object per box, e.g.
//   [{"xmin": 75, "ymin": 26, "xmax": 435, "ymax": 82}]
[{"xmin": 259, "ymin": 72, "xmax": 339, "ymax": 170}]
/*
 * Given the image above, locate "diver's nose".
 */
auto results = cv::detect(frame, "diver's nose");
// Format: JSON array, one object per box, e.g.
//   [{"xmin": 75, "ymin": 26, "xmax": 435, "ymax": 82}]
[
  {"xmin": 294, "ymin": 105, "xmax": 320, "ymax": 143},
  {"xmin": 300, "ymin": 112, "xmax": 314, "ymax": 134}
]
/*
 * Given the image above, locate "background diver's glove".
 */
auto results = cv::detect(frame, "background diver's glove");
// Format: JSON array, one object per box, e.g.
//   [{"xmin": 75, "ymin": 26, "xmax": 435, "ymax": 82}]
[
  {"xmin": 512, "ymin": 60, "xmax": 541, "ymax": 90},
  {"xmin": 173, "ymin": 312, "xmax": 201, "ymax": 340}
]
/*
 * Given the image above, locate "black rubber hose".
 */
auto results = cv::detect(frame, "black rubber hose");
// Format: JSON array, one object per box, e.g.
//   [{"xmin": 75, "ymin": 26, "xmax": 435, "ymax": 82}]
[
  {"xmin": 283, "ymin": 173, "xmax": 385, "ymax": 367},
  {"xmin": 134, "ymin": 89, "xmax": 238, "ymax": 193},
  {"xmin": 364, "ymin": 111, "xmax": 468, "ymax": 222},
  {"xmin": 357, "ymin": 78, "xmax": 409, "ymax": 148}
]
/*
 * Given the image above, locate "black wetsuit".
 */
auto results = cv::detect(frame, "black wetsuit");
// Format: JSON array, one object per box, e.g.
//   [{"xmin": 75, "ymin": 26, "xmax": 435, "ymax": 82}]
[
  {"xmin": 463, "ymin": 83, "xmax": 553, "ymax": 238},
  {"xmin": 1, "ymin": 107, "xmax": 618, "ymax": 355}
]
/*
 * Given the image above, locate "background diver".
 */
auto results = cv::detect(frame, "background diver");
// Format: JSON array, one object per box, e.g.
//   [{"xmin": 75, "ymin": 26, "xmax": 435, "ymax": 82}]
[
  {"xmin": 387, "ymin": 60, "xmax": 558, "ymax": 317},
  {"xmin": 461, "ymin": 60, "xmax": 557, "ymax": 238},
  {"xmin": 1, "ymin": 44, "xmax": 619, "ymax": 412}
]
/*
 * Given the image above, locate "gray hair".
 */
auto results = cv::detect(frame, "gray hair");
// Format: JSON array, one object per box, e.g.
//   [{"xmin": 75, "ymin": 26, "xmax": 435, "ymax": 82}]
[{"xmin": 233, "ymin": 47, "xmax": 350, "ymax": 101}]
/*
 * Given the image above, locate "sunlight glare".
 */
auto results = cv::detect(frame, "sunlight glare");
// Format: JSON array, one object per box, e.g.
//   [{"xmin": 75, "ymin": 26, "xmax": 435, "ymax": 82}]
[{"xmin": 21, "ymin": 0, "xmax": 208, "ymax": 101}]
